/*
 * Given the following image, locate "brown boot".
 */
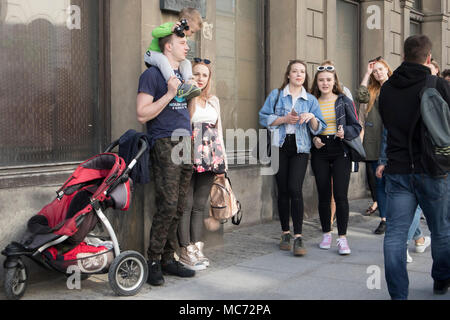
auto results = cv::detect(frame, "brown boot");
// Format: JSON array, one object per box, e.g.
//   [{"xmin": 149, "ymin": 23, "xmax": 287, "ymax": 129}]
[
  {"xmin": 280, "ymin": 233, "xmax": 292, "ymax": 251},
  {"xmin": 293, "ymin": 237, "xmax": 307, "ymax": 256}
]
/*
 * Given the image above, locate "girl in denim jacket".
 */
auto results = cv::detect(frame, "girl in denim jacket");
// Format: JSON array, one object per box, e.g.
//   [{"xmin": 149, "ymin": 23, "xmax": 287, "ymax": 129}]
[{"xmin": 259, "ymin": 60, "xmax": 326, "ymax": 257}]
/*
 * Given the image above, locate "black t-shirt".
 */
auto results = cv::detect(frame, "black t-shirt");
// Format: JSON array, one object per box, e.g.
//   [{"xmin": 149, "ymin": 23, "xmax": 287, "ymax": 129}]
[{"xmin": 138, "ymin": 67, "xmax": 191, "ymax": 141}]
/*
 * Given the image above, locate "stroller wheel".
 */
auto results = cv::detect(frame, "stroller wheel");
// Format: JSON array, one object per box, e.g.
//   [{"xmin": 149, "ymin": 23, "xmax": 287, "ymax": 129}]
[
  {"xmin": 4, "ymin": 262, "xmax": 28, "ymax": 300},
  {"xmin": 108, "ymin": 251, "xmax": 148, "ymax": 296}
]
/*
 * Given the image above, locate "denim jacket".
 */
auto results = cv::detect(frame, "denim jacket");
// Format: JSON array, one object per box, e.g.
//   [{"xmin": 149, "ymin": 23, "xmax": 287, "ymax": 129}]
[
  {"xmin": 378, "ymin": 127, "xmax": 388, "ymax": 166},
  {"xmin": 259, "ymin": 87, "xmax": 327, "ymax": 153}
]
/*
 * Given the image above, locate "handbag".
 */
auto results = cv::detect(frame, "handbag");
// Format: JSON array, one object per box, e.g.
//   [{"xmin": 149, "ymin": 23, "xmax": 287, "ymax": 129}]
[
  {"xmin": 208, "ymin": 175, "xmax": 242, "ymax": 227},
  {"xmin": 343, "ymin": 135, "xmax": 366, "ymax": 162}
]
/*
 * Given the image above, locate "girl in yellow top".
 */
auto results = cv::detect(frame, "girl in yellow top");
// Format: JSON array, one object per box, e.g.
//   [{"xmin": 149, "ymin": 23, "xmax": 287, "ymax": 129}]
[{"xmin": 310, "ymin": 62, "xmax": 362, "ymax": 255}]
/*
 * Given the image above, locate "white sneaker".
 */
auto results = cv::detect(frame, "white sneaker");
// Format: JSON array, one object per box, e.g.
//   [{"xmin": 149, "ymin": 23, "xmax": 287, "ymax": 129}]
[
  {"xmin": 407, "ymin": 249, "xmax": 413, "ymax": 263},
  {"xmin": 415, "ymin": 236, "xmax": 431, "ymax": 253},
  {"xmin": 336, "ymin": 237, "xmax": 351, "ymax": 255},
  {"xmin": 179, "ymin": 245, "xmax": 207, "ymax": 271},
  {"xmin": 194, "ymin": 242, "xmax": 210, "ymax": 267}
]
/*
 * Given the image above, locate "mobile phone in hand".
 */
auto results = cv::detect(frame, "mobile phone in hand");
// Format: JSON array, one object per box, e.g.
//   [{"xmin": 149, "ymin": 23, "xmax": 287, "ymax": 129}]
[{"xmin": 290, "ymin": 108, "xmax": 298, "ymax": 116}]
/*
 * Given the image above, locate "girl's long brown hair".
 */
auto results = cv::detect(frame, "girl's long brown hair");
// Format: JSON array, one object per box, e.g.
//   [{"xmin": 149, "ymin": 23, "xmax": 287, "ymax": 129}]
[
  {"xmin": 280, "ymin": 60, "xmax": 310, "ymax": 92},
  {"xmin": 310, "ymin": 60, "xmax": 344, "ymax": 99},
  {"xmin": 367, "ymin": 58, "xmax": 393, "ymax": 113}
]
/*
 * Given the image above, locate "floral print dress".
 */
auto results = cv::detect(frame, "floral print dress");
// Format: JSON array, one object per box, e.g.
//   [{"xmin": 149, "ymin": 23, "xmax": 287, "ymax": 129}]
[{"xmin": 192, "ymin": 122, "xmax": 226, "ymax": 174}]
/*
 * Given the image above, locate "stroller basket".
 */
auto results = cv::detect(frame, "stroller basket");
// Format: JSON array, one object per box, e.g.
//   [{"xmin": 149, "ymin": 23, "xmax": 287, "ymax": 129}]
[{"xmin": 43, "ymin": 243, "xmax": 114, "ymax": 275}]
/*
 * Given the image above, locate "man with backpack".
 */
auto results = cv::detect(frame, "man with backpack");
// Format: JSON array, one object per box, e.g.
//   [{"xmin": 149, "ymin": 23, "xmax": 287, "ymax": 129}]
[{"xmin": 378, "ymin": 35, "xmax": 450, "ymax": 300}]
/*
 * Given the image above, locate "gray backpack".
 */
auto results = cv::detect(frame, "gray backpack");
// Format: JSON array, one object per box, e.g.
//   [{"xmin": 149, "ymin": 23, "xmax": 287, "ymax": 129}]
[{"xmin": 417, "ymin": 76, "xmax": 450, "ymax": 176}]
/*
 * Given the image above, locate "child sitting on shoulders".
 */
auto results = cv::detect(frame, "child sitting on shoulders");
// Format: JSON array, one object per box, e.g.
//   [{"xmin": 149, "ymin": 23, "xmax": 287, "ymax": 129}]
[{"xmin": 144, "ymin": 8, "xmax": 203, "ymax": 100}]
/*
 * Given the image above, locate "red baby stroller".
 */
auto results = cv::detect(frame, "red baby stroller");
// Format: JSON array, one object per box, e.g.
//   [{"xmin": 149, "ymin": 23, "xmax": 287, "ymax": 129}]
[{"xmin": 2, "ymin": 138, "xmax": 148, "ymax": 299}]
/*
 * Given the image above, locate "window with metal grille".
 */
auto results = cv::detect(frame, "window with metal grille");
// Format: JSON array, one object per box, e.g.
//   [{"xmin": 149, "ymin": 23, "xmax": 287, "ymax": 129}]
[{"xmin": 0, "ymin": 0, "xmax": 106, "ymax": 168}]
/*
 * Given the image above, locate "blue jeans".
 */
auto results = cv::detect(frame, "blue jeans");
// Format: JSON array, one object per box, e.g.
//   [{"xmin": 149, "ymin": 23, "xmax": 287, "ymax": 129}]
[
  {"xmin": 407, "ymin": 206, "xmax": 423, "ymax": 243},
  {"xmin": 384, "ymin": 173, "xmax": 450, "ymax": 300},
  {"xmin": 370, "ymin": 162, "xmax": 387, "ymax": 219}
]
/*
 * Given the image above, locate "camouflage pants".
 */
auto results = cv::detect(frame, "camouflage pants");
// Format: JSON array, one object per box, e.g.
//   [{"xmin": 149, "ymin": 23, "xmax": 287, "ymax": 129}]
[{"xmin": 148, "ymin": 137, "xmax": 193, "ymax": 262}]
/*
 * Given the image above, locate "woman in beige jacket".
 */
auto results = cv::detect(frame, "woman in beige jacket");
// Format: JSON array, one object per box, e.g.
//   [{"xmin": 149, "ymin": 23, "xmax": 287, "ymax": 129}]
[{"xmin": 177, "ymin": 58, "xmax": 228, "ymax": 270}]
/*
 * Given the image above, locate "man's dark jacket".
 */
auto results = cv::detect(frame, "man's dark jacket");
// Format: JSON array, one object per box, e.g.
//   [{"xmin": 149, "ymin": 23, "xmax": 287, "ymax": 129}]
[{"xmin": 379, "ymin": 61, "xmax": 450, "ymax": 174}]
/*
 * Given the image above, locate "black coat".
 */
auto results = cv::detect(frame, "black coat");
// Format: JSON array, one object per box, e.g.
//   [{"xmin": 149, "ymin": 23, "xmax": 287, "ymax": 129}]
[{"xmin": 118, "ymin": 129, "xmax": 151, "ymax": 184}]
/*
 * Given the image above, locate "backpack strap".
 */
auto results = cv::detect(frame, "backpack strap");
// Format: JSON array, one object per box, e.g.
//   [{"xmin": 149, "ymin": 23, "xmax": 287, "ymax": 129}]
[{"xmin": 426, "ymin": 74, "xmax": 438, "ymax": 89}]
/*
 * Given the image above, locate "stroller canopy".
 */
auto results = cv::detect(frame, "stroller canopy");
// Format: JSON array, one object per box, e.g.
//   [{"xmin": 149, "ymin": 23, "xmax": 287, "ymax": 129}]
[{"xmin": 27, "ymin": 153, "xmax": 129, "ymax": 239}]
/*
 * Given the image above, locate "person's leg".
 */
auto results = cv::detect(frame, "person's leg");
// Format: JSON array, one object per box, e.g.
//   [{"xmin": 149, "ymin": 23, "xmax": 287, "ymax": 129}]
[
  {"xmin": 371, "ymin": 161, "xmax": 386, "ymax": 219},
  {"xmin": 414, "ymin": 174, "xmax": 450, "ymax": 284},
  {"xmin": 407, "ymin": 206, "xmax": 423, "ymax": 243},
  {"xmin": 148, "ymin": 138, "xmax": 183, "ymax": 262},
  {"xmin": 366, "ymin": 160, "xmax": 378, "ymax": 207},
  {"xmin": 288, "ymin": 153, "xmax": 309, "ymax": 236},
  {"xmin": 163, "ymin": 158, "xmax": 193, "ymax": 263},
  {"xmin": 275, "ymin": 145, "xmax": 291, "ymax": 234},
  {"xmin": 177, "ymin": 173, "xmax": 196, "ymax": 248},
  {"xmin": 144, "ymin": 50, "xmax": 176, "ymax": 82},
  {"xmin": 180, "ymin": 59, "xmax": 193, "ymax": 82},
  {"xmin": 330, "ymin": 179, "xmax": 336, "ymax": 226},
  {"xmin": 190, "ymin": 172, "xmax": 215, "ymax": 243},
  {"xmin": 311, "ymin": 150, "xmax": 332, "ymax": 233},
  {"xmin": 383, "ymin": 174, "xmax": 418, "ymax": 300},
  {"xmin": 332, "ymin": 154, "xmax": 352, "ymax": 237}
]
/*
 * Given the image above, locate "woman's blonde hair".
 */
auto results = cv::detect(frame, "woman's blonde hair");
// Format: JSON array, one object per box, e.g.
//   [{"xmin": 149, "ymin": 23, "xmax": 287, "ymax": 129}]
[
  {"xmin": 190, "ymin": 61, "xmax": 213, "ymax": 118},
  {"xmin": 192, "ymin": 61, "xmax": 212, "ymax": 100},
  {"xmin": 367, "ymin": 58, "xmax": 393, "ymax": 113}
]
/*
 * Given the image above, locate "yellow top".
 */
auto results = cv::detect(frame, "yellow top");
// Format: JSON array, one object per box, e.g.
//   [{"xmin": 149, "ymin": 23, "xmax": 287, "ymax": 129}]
[{"xmin": 319, "ymin": 98, "xmax": 337, "ymax": 135}]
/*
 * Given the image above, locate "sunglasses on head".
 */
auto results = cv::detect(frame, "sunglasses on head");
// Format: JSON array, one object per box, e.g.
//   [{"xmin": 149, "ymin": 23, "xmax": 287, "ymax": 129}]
[
  {"xmin": 369, "ymin": 56, "xmax": 383, "ymax": 63},
  {"xmin": 194, "ymin": 58, "xmax": 211, "ymax": 64},
  {"xmin": 317, "ymin": 66, "xmax": 335, "ymax": 72}
]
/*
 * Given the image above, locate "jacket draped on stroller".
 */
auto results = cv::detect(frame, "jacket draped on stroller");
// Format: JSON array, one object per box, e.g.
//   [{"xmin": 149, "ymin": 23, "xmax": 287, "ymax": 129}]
[{"xmin": 2, "ymin": 134, "xmax": 149, "ymax": 299}]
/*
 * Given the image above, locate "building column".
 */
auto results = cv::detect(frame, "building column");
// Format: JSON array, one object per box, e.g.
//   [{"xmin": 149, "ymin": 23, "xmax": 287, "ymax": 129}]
[
  {"xmin": 421, "ymin": 1, "xmax": 449, "ymax": 68},
  {"xmin": 359, "ymin": 0, "xmax": 387, "ymax": 77}
]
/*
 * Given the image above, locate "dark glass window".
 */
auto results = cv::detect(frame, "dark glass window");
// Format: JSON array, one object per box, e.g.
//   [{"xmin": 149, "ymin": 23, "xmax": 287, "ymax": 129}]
[
  {"xmin": 410, "ymin": 20, "xmax": 422, "ymax": 36},
  {"xmin": 412, "ymin": 0, "xmax": 422, "ymax": 11},
  {"xmin": 0, "ymin": 0, "xmax": 104, "ymax": 167}
]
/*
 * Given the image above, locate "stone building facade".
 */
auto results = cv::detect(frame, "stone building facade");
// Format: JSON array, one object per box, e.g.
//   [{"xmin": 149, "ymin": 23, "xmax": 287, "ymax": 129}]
[{"xmin": 1, "ymin": 0, "xmax": 448, "ymax": 283}]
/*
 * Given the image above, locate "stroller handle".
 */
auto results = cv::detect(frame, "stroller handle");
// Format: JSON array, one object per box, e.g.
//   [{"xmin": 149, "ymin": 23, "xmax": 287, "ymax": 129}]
[{"xmin": 104, "ymin": 138, "xmax": 148, "ymax": 166}]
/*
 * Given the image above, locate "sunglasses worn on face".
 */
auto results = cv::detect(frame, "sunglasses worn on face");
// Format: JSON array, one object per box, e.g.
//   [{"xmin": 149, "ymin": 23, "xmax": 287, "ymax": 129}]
[
  {"xmin": 317, "ymin": 66, "xmax": 335, "ymax": 72},
  {"xmin": 194, "ymin": 58, "xmax": 211, "ymax": 64}
]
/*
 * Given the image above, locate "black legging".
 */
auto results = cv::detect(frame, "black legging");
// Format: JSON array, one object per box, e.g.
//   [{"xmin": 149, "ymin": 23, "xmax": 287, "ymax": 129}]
[
  {"xmin": 311, "ymin": 135, "xmax": 352, "ymax": 236},
  {"xmin": 275, "ymin": 135, "xmax": 309, "ymax": 235},
  {"xmin": 365, "ymin": 160, "xmax": 377, "ymax": 202}
]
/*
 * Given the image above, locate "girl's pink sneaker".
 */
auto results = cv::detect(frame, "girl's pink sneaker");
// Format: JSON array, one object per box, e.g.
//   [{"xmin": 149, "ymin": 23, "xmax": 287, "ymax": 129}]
[
  {"xmin": 319, "ymin": 233, "xmax": 332, "ymax": 249},
  {"xmin": 337, "ymin": 237, "xmax": 351, "ymax": 255}
]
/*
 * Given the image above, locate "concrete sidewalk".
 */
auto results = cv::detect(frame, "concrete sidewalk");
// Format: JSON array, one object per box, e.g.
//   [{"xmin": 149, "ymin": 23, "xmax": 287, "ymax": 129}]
[{"xmin": 1, "ymin": 198, "xmax": 447, "ymax": 300}]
